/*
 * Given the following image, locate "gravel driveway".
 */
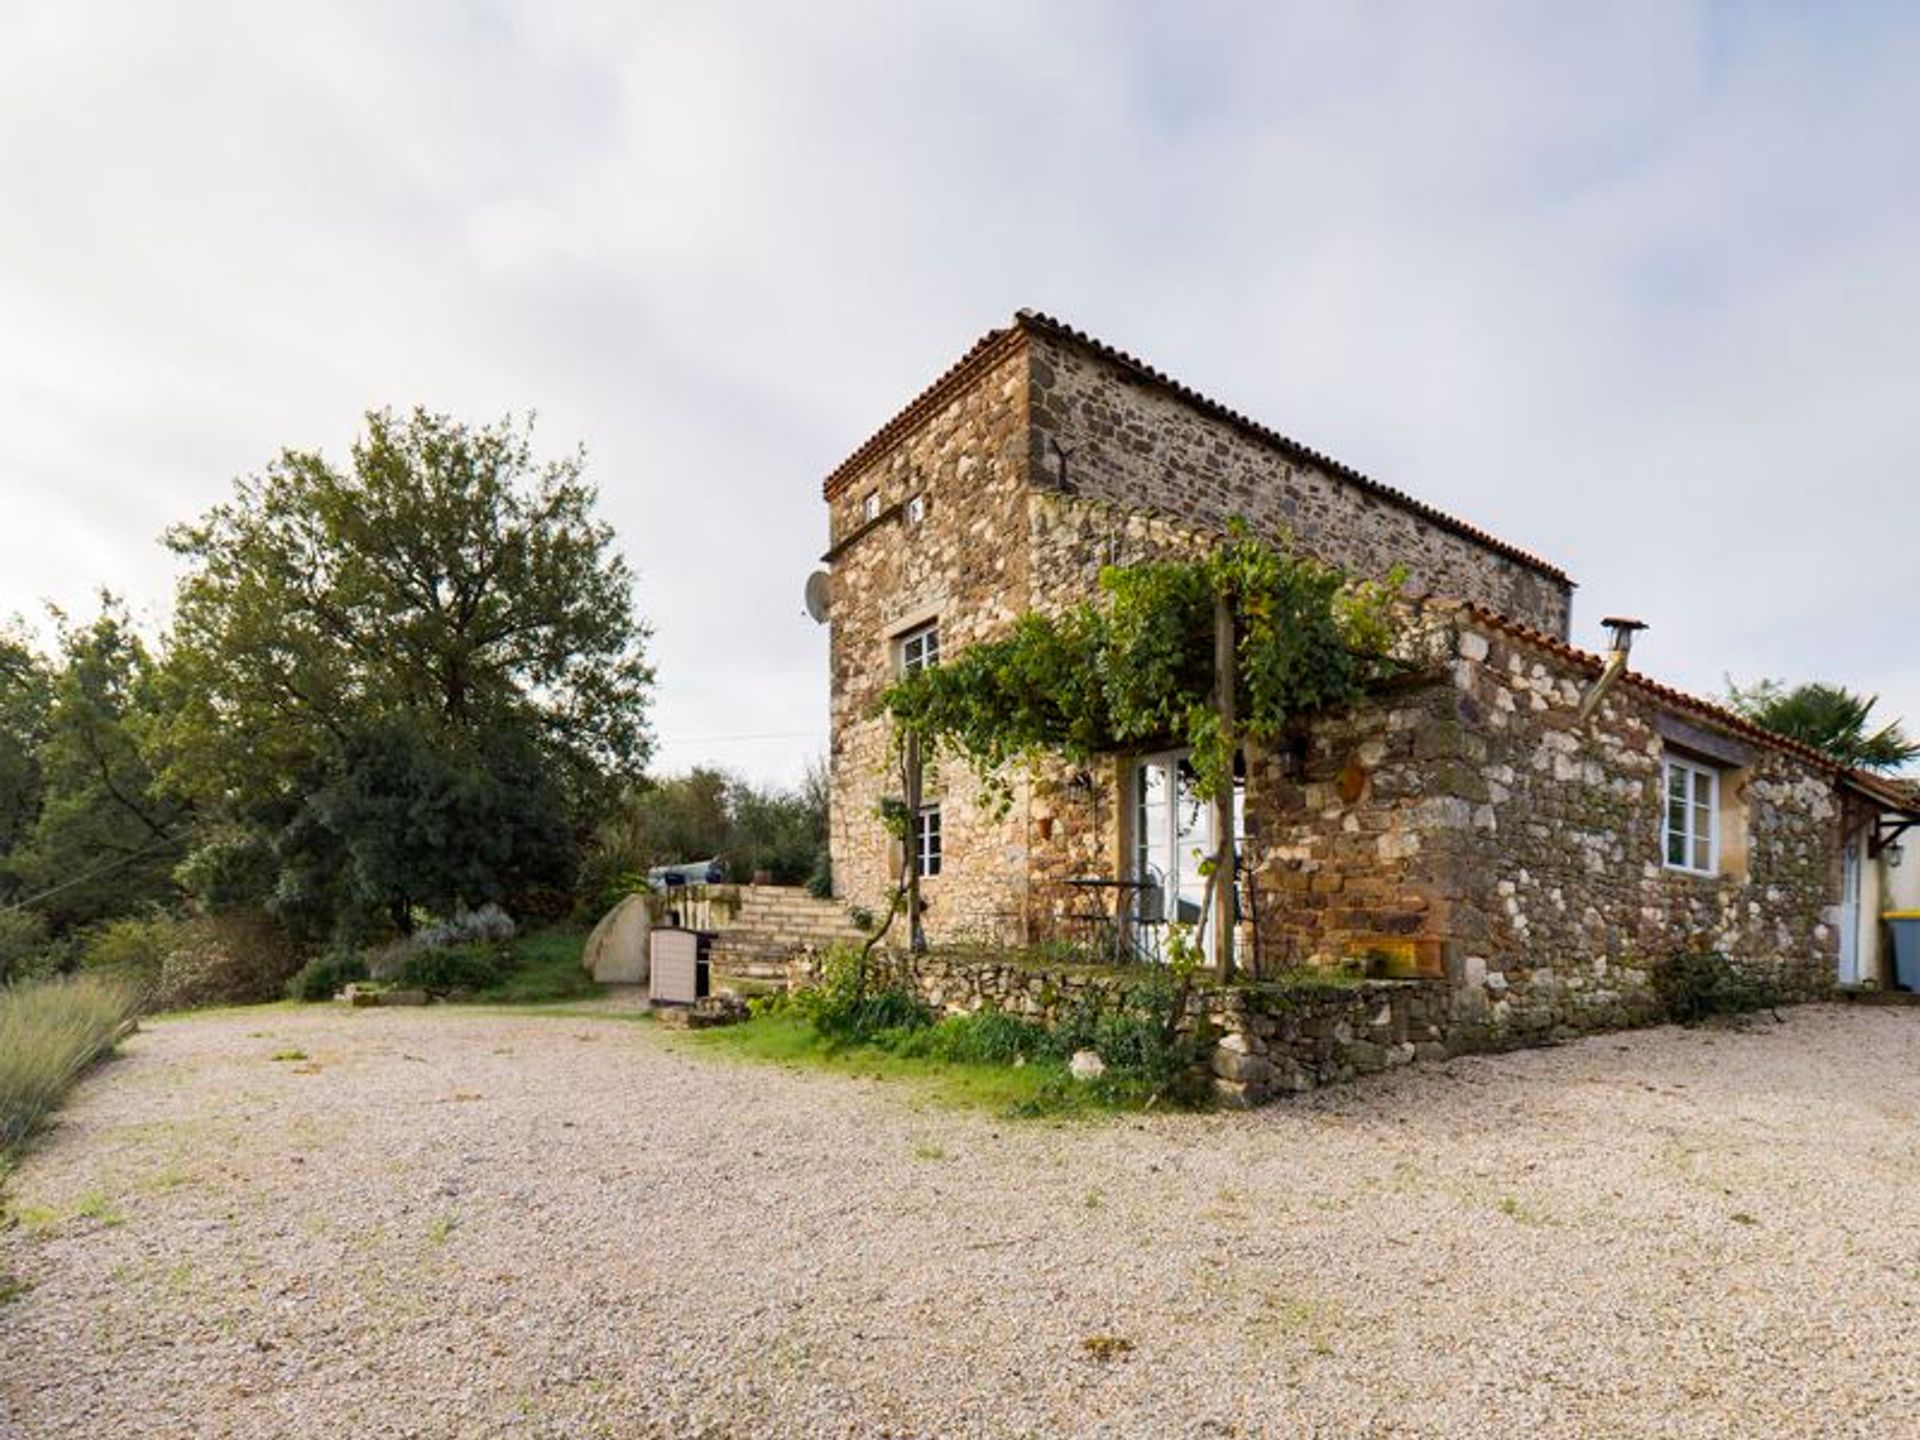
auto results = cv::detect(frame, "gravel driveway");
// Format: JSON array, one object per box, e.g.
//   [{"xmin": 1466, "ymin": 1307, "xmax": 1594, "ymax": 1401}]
[{"xmin": 4, "ymin": 1001, "xmax": 1919, "ymax": 1439}]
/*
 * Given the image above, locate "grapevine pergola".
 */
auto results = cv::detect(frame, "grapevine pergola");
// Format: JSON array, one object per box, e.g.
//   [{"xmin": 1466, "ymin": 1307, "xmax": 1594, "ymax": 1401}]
[{"xmin": 881, "ymin": 523, "xmax": 1405, "ymax": 979}]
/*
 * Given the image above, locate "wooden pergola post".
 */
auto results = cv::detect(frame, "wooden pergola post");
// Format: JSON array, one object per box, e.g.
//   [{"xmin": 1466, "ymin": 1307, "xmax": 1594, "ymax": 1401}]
[
  {"xmin": 904, "ymin": 731, "xmax": 927, "ymax": 953},
  {"xmin": 1212, "ymin": 589, "xmax": 1237, "ymax": 983}
]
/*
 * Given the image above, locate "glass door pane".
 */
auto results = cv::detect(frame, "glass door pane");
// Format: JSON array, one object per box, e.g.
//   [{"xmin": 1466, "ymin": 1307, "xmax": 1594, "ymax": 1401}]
[{"xmin": 1173, "ymin": 758, "xmax": 1212, "ymax": 929}]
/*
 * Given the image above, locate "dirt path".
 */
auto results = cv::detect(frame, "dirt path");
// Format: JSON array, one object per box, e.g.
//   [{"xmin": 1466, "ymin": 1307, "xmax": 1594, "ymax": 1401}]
[{"xmin": 4, "ymin": 1002, "xmax": 1919, "ymax": 1438}]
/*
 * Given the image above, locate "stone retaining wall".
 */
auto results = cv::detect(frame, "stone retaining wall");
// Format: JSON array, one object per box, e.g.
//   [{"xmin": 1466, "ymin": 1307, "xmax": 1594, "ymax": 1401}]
[{"xmin": 794, "ymin": 947, "xmax": 1451, "ymax": 1107}]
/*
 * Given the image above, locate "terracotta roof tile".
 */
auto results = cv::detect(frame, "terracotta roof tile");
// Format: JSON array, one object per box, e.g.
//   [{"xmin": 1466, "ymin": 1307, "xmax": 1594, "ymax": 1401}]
[
  {"xmin": 1442, "ymin": 600, "xmax": 1914, "ymax": 803},
  {"xmin": 1014, "ymin": 311, "xmax": 1571, "ymax": 585},
  {"xmin": 821, "ymin": 325, "xmax": 1023, "ymax": 502},
  {"xmin": 821, "ymin": 310, "xmax": 1572, "ymax": 586}
]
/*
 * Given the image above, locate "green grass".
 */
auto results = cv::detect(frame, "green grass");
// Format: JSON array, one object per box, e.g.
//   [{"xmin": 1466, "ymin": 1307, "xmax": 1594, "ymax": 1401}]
[
  {"xmin": 274, "ymin": 927, "xmax": 602, "ymax": 1010},
  {"xmin": 677, "ymin": 1008, "xmax": 1106, "ymax": 1117},
  {"xmin": 467, "ymin": 928, "xmax": 600, "ymax": 1005},
  {"xmin": 0, "ymin": 973, "xmax": 142, "ymax": 1164}
]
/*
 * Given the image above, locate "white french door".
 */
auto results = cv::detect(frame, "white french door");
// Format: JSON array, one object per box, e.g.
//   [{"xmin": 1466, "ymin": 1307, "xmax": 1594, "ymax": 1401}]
[{"xmin": 1130, "ymin": 752, "xmax": 1244, "ymax": 965}]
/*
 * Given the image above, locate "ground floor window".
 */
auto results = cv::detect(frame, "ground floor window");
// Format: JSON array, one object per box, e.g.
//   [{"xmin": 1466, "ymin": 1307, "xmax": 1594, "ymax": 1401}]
[
  {"xmin": 914, "ymin": 805, "xmax": 942, "ymax": 878},
  {"xmin": 1663, "ymin": 755, "xmax": 1719, "ymax": 875}
]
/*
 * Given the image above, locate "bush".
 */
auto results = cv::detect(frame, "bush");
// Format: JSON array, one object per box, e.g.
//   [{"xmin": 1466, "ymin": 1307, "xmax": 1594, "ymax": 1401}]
[
  {"xmin": 393, "ymin": 945, "xmax": 504, "ymax": 996},
  {"xmin": 1651, "ymin": 948, "xmax": 1783, "ymax": 1025},
  {"xmin": 0, "ymin": 910, "xmax": 55, "ymax": 986},
  {"xmin": 414, "ymin": 904, "xmax": 516, "ymax": 951},
  {"xmin": 887, "ymin": 1007, "xmax": 1058, "ymax": 1065},
  {"xmin": 358, "ymin": 906, "xmax": 517, "ymax": 982},
  {"xmin": 0, "ymin": 973, "xmax": 141, "ymax": 1154},
  {"xmin": 1050, "ymin": 966, "xmax": 1215, "ymax": 1107},
  {"xmin": 149, "ymin": 910, "xmax": 304, "ymax": 1011},
  {"xmin": 77, "ymin": 913, "xmax": 187, "ymax": 980},
  {"xmin": 805, "ymin": 850, "xmax": 833, "ymax": 900},
  {"xmin": 791, "ymin": 943, "xmax": 930, "ymax": 1043},
  {"xmin": 285, "ymin": 952, "xmax": 369, "ymax": 1002}
]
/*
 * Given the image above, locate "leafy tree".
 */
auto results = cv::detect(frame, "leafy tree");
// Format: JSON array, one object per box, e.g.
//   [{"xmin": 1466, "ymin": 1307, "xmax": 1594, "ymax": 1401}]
[
  {"xmin": 1726, "ymin": 679, "xmax": 1919, "ymax": 773},
  {"xmin": 726, "ymin": 760, "xmax": 829, "ymax": 885},
  {"xmin": 158, "ymin": 408, "xmax": 653, "ymax": 937},
  {"xmin": 6, "ymin": 603, "xmax": 187, "ymax": 931},
  {"xmin": 289, "ymin": 717, "xmax": 575, "ymax": 936},
  {"xmin": 0, "ymin": 624, "xmax": 52, "ymax": 901},
  {"xmin": 579, "ymin": 763, "xmax": 830, "ymax": 912}
]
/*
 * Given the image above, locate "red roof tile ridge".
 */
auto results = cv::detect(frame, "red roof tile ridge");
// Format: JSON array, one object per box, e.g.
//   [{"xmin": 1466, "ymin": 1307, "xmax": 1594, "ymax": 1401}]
[
  {"xmin": 1014, "ymin": 310, "xmax": 1572, "ymax": 586},
  {"xmin": 821, "ymin": 324, "xmax": 1024, "ymax": 500},
  {"xmin": 1441, "ymin": 600, "xmax": 1887, "ymax": 781}
]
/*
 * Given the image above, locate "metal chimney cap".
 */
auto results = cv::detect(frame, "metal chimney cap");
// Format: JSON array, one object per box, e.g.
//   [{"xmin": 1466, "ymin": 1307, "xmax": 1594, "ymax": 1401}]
[{"xmin": 1600, "ymin": 616, "xmax": 1648, "ymax": 654}]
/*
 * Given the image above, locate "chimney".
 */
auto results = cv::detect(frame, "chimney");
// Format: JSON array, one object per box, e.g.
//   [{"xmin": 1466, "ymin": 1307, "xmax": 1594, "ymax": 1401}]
[{"xmin": 1579, "ymin": 617, "xmax": 1648, "ymax": 723}]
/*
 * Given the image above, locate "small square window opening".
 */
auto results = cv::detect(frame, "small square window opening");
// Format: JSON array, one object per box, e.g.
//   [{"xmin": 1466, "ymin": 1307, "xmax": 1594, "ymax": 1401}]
[
  {"xmin": 898, "ymin": 622, "xmax": 939, "ymax": 675},
  {"xmin": 915, "ymin": 806, "xmax": 942, "ymax": 878}
]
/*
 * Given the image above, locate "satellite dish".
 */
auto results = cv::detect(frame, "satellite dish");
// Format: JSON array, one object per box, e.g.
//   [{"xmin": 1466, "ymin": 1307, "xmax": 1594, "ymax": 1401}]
[{"xmin": 803, "ymin": 570, "xmax": 831, "ymax": 624}]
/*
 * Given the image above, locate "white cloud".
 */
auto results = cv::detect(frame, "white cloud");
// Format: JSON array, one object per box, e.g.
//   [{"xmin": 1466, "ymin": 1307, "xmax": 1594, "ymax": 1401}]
[{"xmin": 3, "ymin": 1, "xmax": 1918, "ymax": 782}]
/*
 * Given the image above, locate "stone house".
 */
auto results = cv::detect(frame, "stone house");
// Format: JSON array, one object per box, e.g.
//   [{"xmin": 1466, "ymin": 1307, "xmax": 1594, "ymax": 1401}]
[{"xmin": 817, "ymin": 310, "xmax": 1920, "ymax": 1063}]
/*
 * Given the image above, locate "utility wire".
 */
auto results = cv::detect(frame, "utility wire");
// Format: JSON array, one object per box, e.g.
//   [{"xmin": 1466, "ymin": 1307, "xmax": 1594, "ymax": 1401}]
[
  {"xmin": 1, "ymin": 828, "xmax": 183, "ymax": 915},
  {"xmin": 653, "ymin": 729, "xmax": 826, "ymax": 745}
]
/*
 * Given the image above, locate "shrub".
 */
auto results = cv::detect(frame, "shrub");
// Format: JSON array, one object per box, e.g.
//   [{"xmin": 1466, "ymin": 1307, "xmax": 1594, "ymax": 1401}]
[
  {"xmin": 77, "ymin": 913, "xmax": 187, "ymax": 980},
  {"xmin": 149, "ymin": 911, "xmax": 304, "ymax": 1011},
  {"xmin": 1051, "ymin": 966, "xmax": 1214, "ymax": 1107},
  {"xmin": 805, "ymin": 850, "xmax": 833, "ymax": 900},
  {"xmin": 791, "ymin": 943, "xmax": 930, "ymax": 1043},
  {"xmin": 0, "ymin": 910, "xmax": 55, "ymax": 986},
  {"xmin": 888, "ymin": 1007, "xmax": 1058, "ymax": 1065},
  {"xmin": 393, "ymin": 945, "xmax": 504, "ymax": 996},
  {"xmin": 0, "ymin": 974, "xmax": 141, "ymax": 1154},
  {"xmin": 366, "ymin": 936, "xmax": 418, "ymax": 981},
  {"xmin": 1651, "ymin": 948, "xmax": 1783, "ymax": 1025},
  {"xmin": 285, "ymin": 952, "xmax": 369, "ymax": 1002},
  {"xmin": 414, "ymin": 903, "xmax": 517, "ymax": 951}
]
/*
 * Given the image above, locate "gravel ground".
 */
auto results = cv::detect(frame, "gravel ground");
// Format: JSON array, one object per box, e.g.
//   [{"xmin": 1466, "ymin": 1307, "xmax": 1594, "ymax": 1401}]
[{"xmin": 4, "ymin": 1002, "xmax": 1920, "ymax": 1439}]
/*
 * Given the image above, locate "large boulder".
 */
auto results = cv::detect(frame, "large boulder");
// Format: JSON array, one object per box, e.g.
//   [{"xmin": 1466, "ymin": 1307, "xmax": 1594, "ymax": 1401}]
[{"xmin": 583, "ymin": 894, "xmax": 651, "ymax": 984}]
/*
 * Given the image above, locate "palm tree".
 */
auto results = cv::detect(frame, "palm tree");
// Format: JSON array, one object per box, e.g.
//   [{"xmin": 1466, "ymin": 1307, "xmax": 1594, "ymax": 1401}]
[{"xmin": 1726, "ymin": 679, "xmax": 1919, "ymax": 773}]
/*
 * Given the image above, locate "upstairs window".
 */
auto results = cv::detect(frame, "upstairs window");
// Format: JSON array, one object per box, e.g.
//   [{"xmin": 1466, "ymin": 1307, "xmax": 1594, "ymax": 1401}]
[
  {"xmin": 1663, "ymin": 756, "xmax": 1719, "ymax": 875},
  {"xmin": 898, "ymin": 621, "xmax": 939, "ymax": 675},
  {"xmin": 906, "ymin": 495, "xmax": 927, "ymax": 525},
  {"xmin": 861, "ymin": 492, "xmax": 881, "ymax": 523},
  {"xmin": 914, "ymin": 806, "xmax": 943, "ymax": 878}
]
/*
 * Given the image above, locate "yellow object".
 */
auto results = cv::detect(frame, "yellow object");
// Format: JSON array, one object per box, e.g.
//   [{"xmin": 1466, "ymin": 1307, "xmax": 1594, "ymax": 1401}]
[{"xmin": 1884, "ymin": 910, "xmax": 1920, "ymax": 920}]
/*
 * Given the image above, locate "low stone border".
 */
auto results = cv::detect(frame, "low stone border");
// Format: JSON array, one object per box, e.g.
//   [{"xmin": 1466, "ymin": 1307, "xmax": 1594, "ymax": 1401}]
[{"xmin": 791, "ymin": 948, "xmax": 1451, "ymax": 1106}]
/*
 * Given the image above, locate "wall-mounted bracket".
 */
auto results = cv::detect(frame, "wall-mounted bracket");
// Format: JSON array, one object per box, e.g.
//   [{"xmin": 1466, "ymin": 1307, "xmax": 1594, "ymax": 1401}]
[{"xmin": 1869, "ymin": 814, "xmax": 1919, "ymax": 859}]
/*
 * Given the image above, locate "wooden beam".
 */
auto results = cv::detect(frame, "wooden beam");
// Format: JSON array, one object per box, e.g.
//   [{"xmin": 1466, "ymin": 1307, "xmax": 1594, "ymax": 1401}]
[{"xmin": 1213, "ymin": 590, "xmax": 1237, "ymax": 983}]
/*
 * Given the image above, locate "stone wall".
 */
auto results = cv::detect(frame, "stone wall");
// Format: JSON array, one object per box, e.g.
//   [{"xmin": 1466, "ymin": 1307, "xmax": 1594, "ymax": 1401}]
[
  {"xmin": 820, "ymin": 322, "xmax": 1838, "ymax": 1053},
  {"xmin": 823, "ymin": 339, "xmax": 1036, "ymax": 947},
  {"xmin": 1236, "ymin": 606, "xmax": 1840, "ymax": 1043},
  {"xmin": 1025, "ymin": 328, "xmax": 1574, "ymax": 638},
  {"xmin": 806, "ymin": 947, "xmax": 1450, "ymax": 1106},
  {"xmin": 1433, "ymin": 611, "xmax": 1838, "ymax": 1042}
]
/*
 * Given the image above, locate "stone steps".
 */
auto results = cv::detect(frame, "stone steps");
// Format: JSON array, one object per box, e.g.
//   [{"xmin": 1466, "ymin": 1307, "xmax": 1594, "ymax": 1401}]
[{"xmin": 701, "ymin": 886, "xmax": 864, "ymax": 979}]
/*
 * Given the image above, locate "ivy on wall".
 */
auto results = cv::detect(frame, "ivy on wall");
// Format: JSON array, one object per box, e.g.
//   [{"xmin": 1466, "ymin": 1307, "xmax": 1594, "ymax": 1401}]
[{"xmin": 881, "ymin": 522, "xmax": 1405, "ymax": 801}]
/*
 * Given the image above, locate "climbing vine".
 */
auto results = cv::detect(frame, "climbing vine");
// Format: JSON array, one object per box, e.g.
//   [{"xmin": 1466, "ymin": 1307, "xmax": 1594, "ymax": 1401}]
[{"xmin": 881, "ymin": 522, "xmax": 1405, "ymax": 802}]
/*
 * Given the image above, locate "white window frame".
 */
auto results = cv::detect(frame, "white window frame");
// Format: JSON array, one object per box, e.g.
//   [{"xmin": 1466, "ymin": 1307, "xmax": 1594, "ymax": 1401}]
[
  {"xmin": 897, "ymin": 621, "xmax": 939, "ymax": 675},
  {"xmin": 862, "ymin": 492, "xmax": 881, "ymax": 523},
  {"xmin": 914, "ymin": 806, "xmax": 942, "ymax": 878},
  {"xmin": 1662, "ymin": 755, "xmax": 1720, "ymax": 876},
  {"xmin": 906, "ymin": 495, "xmax": 926, "ymax": 525}
]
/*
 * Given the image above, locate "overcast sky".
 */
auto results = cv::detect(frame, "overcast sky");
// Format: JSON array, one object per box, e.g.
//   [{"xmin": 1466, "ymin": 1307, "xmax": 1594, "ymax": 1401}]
[{"xmin": 4, "ymin": 2, "xmax": 1917, "ymax": 786}]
